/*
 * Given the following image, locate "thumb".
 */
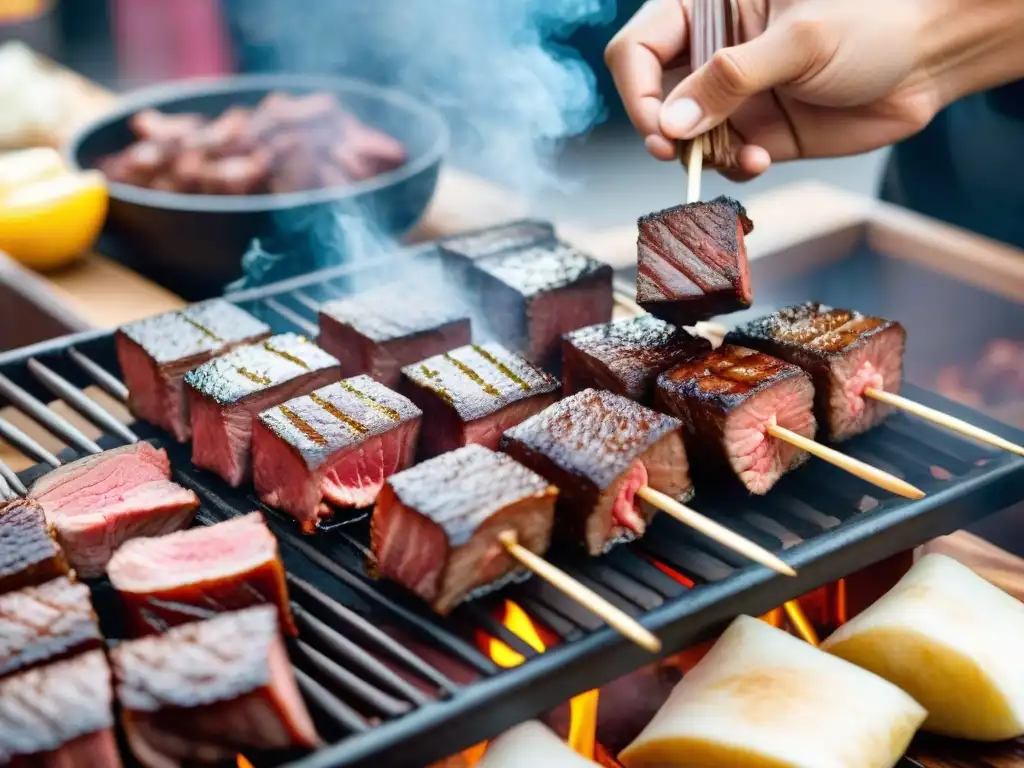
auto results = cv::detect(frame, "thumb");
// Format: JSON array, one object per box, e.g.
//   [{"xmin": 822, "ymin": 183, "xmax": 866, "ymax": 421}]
[{"xmin": 659, "ymin": 19, "xmax": 823, "ymax": 139}]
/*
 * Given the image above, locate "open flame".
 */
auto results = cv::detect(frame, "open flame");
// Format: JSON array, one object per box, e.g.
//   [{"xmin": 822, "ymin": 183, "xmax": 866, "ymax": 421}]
[{"xmin": 237, "ymin": 756, "xmax": 254, "ymax": 768}]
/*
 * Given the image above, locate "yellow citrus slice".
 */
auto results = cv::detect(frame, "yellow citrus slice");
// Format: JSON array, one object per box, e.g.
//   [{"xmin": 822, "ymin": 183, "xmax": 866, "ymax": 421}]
[
  {"xmin": 0, "ymin": 169, "xmax": 108, "ymax": 272},
  {"xmin": 0, "ymin": 147, "xmax": 67, "ymax": 196}
]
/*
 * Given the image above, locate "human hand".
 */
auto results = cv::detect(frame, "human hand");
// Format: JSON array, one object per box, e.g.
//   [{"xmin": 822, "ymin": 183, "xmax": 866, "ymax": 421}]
[{"xmin": 605, "ymin": 0, "xmax": 944, "ymax": 180}]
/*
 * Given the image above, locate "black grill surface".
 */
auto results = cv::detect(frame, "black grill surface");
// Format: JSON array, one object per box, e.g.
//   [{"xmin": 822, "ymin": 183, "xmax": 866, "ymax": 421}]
[{"xmin": 0, "ymin": 250, "xmax": 1022, "ymax": 768}]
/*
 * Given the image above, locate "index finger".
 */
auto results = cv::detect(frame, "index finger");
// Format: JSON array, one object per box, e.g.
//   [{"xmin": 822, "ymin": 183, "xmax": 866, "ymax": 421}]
[{"xmin": 605, "ymin": 0, "xmax": 690, "ymax": 141}]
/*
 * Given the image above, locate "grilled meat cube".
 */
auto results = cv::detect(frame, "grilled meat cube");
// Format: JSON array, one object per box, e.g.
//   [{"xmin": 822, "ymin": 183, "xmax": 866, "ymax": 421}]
[
  {"xmin": 401, "ymin": 343, "xmax": 559, "ymax": 459},
  {"xmin": 438, "ymin": 219, "xmax": 556, "ymax": 262},
  {"xmin": 501, "ymin": 389, "xmax": 690, "ymax": 555},
  {"xmin": 116, "ymin": 300, "xmax": 271, "ymax": 442},
  {"xmin": 561, "ymin": 315, "xmax": 711, "ymax": 402},
  {"xmin": 318, "ymin": 291, "xmax": 471, "ymax": 387},
  {"xmin": 0, "ymin": 576, "xmax": 102, "ymax": 679},
  {"xmin": 372, "ymin": 445, "xmax": 558, "ymax": 614},
  {"xmin": 29, "ymin": 443, "xmax": 199, "ymax": 579},
  {"xmin": 0, "ymin": 499, "xmax": 67, "ymax": 594},
  {"xmin": 654, "ymin": 345, "xmax": 816, "ymax": 495},
  {"xmin": 186, "ymin": 333, "xmax": 342, "ymax": 487},
  {"xmin": 727, "ymin": 302, "xmax": 907, "ymax": 441},
  {"xmin": 637, "ymin": 196, "xmax": 754, "ymax": 325},
  {"xmin": 112, "ymin": 606, "xmax": 319, "ymax": 766},
  {"xmin": 253, "ymin": 376, "xmax": 422, "ymax": 529},
  {"xmin": 0, "ymin": 650, "xmax": 121, "ymax": 768},
  {"xmin": 108, "ymin": 513, "xmax": 295, "ymax": 637},
  {"xmin": 468, "ymin": 243, "xmax": 613, "ymax": 371}
]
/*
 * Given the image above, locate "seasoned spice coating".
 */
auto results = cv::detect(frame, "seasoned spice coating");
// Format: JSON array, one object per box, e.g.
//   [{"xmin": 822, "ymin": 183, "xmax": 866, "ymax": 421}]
[
  {"xmin": 0, "ymin": 499, "xmax": 67, "ymax": 594},
  {"xmin": 438, "ymin": 219, "xmax": 556, "ymax": 261}
]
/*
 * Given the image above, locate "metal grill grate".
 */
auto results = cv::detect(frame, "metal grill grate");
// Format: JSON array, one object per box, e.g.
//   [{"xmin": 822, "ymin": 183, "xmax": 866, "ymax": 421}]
[{"xmin": 0, "ymin": 250, "xmax": 1022, "ymax": 768}]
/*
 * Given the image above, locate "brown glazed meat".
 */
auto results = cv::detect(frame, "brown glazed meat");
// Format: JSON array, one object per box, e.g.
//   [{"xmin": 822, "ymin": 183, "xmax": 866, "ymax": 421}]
[
  {"xmin": 0, "ymin": 576, "xmax": 102, "ymax": 679},
  {"xmin": 401, "ymin": 342, "xmax": 559, "ymax": 459},
  {"xmin": 467, "ymin": 242, "xmax": 614, "ymax": 372},
  {"xmin": 727, "ymin": 302, "xmax": 907, "ymax": 441},
  {"xmin": 253, "ymin": 376, "xmax": 422, "ymax": 530},
  {"xmin": 501, "ymin": 389, "xmax": 690, "ymax": 555},
  {"xmin": 186, "ymin": 333, "xmax": 342, "ymax": 487},
  {"xmin": 0, "ymin": 499, "xmax": 67, "ymax": 595},
  {"xmin": 318, "ymin": 290, "xmax": 472, "ymax": 388},
  {"xmin": 561, "ymin": 315, "xmax": 711, "ymax": 402},
  {"xmin": 113, "ymin": 606, "xmax": 319, "ymax": 768},
  {"xmin": 0, "ymin": 650, "xmax": 122, "ymax": 767},
  {"xmin": 108, "ymin": 513, "xmax": 296, "ymax": 637},
  {"xmin": 637, "ymin": 196, "xmax": 754, "ymax": 325},
  {"xmin": 116, "ymin": 300, "xmax": 271, "ymax": 442},
  {"xmin": 372, "ymin": 445, "xmax": 558, "ymax": 614},
  {"xmin": 655, "ymin": 345, "xmax": 817, "ymax": 495}
]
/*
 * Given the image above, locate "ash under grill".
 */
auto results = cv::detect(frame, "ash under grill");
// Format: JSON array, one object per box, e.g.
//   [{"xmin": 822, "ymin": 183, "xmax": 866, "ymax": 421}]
[{"xmin": 0, "ymin": 249, "xmax": 1023, "ymax": 768}]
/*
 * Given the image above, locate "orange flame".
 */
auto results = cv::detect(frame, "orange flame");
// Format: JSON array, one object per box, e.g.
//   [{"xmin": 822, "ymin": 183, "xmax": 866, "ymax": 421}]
[{"xmin": 237, "ymin": 757, "xmax": 254, "ymax": 768}]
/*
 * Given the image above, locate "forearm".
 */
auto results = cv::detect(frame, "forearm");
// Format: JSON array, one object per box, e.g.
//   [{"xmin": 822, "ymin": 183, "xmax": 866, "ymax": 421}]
[{"xmin": 922, "ymin": 0, "xmax": 1024, "ymax": 107}]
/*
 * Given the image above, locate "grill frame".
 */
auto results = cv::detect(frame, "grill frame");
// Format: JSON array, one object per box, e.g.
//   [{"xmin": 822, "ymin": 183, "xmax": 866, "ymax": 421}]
[{"xmin": 0, "ymin": 248, "xmax": 1022, "ymax": 768}]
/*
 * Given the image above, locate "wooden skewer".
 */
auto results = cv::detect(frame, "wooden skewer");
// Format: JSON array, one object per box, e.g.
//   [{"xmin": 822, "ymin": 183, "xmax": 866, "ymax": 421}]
[
  {"xmin": 635, "ymin": 486, "xmax": 797, "ymax": 577},
  {"xmin": 766, "ymin": 422, "xmax": 926, "ymax": 500},
  {"xmin": 864, "ymin": 387, "xmax": 1024, "ymax": 457},
  {"xmin": 498, "ymin": 530, "xmax": 662, "ymax": 653},
  {"xmin": 686, "ymin": 135, "xmax": 704, "ymax": 204}
]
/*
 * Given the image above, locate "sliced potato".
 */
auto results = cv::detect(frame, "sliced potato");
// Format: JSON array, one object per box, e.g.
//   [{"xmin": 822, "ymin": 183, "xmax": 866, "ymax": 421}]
[
  {"xmin": 619, "ymin": 615, "xmax": 925, "ymax": 768},
  {"xmin": 478, "ymin": 721, "xmax": 598, "ymax": 767},
  {"xmin": 822, "ymin": 552, "xmax": 1024, "ymax": 740}
]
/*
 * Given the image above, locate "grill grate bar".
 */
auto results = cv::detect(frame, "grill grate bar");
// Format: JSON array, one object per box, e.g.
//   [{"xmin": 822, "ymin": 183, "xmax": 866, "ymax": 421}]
[
  {"xmin": 291, "ymin": 290, "xmax": 322, "ymax": 313},
  {"xmin": 27, "ymin": 359, "xmax": 138, "ymax": 445},
  {"xmin": 0, "ymin": 373, "xmax": 102, "ymax": 455},
  {"xmin": 295, "ymin": 668, "xmax": 370, "ymax": 735},
  {"xmin": 0, "ymin": 473, "xmax": 14, "ymax": 502},
  {"xmin": 264, "ymin": 297, "xmax": 319, "ymax": 337},
  {"xmin": 288, "ymin": 575, "xmax": 460, "ymax": 695},
  {"xmin": 562, "ymin": 560, "xmax": 662, "ymax": 612},
  {"xmin": 459, "ymin": 604, "xmax": 541, "ymax": 660},
  {"xmin": 514, "ymin": 596, "xmax": 582, "ymax": 641},
  {"xmin": 294, "ymin": 605, "xmax": 433, "ymax": 707},
  {"xmin": 295, "ymin": 640, "xmax": 412, "ymax": 718},
  {"xmin": 67, "ymin": 347, "xmax": 129, "ymax": 403},
  {"xmin": 0, "ymin": 415, "xmax": 61, "ymax": 468},
  {"xmin": 603, "ymin": 550, "xmax": 689, "ymax": 600},
  {"xmin": 0, "ymin": 457, "xmax": 27, "ymax": 497}
]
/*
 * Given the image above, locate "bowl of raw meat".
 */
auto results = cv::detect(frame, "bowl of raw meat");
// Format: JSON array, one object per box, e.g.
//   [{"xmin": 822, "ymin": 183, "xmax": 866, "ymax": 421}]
[{"xmin": 66, "ymin": 74, "xmax": 448, "ymax": 299}]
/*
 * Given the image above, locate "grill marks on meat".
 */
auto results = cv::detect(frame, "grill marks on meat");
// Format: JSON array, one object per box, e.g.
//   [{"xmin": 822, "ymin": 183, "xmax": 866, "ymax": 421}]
[
  {"xmin": 561, "ymin": 315, "xmax": 711, "ymax": 402},
  {"xmin": 29, "ymin": 443, "xmax": 199, "ymax": 578},
  {"xmin": 0, "ymin": 577, "xmax": 101, "ymax": 678},
  {"xmin": 253, "ymin": 376, "xmax": 421, "ymax": 529},
  {"xmin": 501, "ymin": 389, "xmax": 690, "ymax": 554},
  {"xmin": 0, "ymin": 650, "xmax": 120, "ymax": 767},
  {"xmin": 108, "ymin": 513, "xmax": 295, "ymax": 637},
  {"xmin": 116, "ymin": 300, "xmax": 271, "ymax": 442},
  {"xmin": 727, "ymin": 302, "xmax": 907, "ymax": 441},
  {"xmin": 0, "ymin": 500, "xmax": 67, "ymax": 594},
  {"xmin": 112, "ymin": 606, "xmax": 318, "ymax": 767},
  {"xmin": 318, "ymin": 291, "xmax": 471, "ymax": 388},
  {"xmin": 637, "ymin": 196, "xmax": 754, "ymax": 325},
  {"xmin": 467, "ymin": 243, "xmax": 614, "ymax": 371},
  {"xmin": 186, "ymin": 333, "xmax": 342, "ymax": 486},
  {"xmin": 402, "ymin": 343, "xmax": 559, "ymax": 458},
  {"xmin": 372, "ymin": 445, "xmax": 558, "ymax": 614},
  {"xmin": 655, "ymin": 345, "xmax": 816, "ymax": 495}
]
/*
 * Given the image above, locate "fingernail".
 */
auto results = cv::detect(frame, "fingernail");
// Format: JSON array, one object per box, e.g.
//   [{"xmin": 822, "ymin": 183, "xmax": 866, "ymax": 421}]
[{"xmin": 661, "ymin": 98, "xmax": 703, "ymax": 138}]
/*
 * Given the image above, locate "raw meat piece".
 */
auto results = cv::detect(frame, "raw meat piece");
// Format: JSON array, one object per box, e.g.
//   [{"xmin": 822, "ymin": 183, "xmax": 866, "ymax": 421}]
[
  {"xmin": 637, "ymin": 196, "xmax": 754, "ymax": 325},
  {"xmin": 116, "ymin": 300, "xmax": 271, "ymax": 442},
  {"xmin": 654, "ymin": 345, "xmax": 816, "ymax": 495},
  {"xmin": 0, "ymin": 576, "xmax": 102, "ymax": 678},
  {"xmin": 186, "ymin": 333, "xmax": 342, "ymax": 487},
  {"xmin": 0, "ymin": 499, "xmax": 67, "ymax": 594},
  {"xmin": 112, "ymin": 606, "xmax": 319, "ymax": 767},
  {"xmin": 372, "ymin": 445, "xmax": 557, "ymax": 614},
  {"xmin": 108, "ymin": 512, "xmax": 295, "ymax": 637},
  {"xmin": 253, "ymin": 376, "xmax": 422, "ymax": 529},
  {"xmin": 561, "ymin": 315, "xmax": 711, "ymax": 402},
  {"xmin": 318, "ymin": 290, "xmax": 471, "ymax": 387},
  {"xmin": 501, "ymin": 389, "xmax": 690, "ymax": 554},
  {"xmin": 400, "ymin": 343, "xmax": 558, "ymax": 459},
  {"xmin": 29, "ymin": 443, "xmax": 199, "ymax": 578},
  {"xmin": 468, "ymin": 243, "xmax": 613, "ymax": 371},
  {"xmin": 0, "ymin": 650, "xmax": 121, "ymax": 767},
  {"xmin": 727, "ymin": 302, "xmax": 907, "ymax": 441}
]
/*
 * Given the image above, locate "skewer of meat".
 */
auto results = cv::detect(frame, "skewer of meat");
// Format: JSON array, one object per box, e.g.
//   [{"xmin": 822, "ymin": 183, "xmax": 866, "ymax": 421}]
[
  {"xmin": 371, "ymin": 444, "xmax": 661, "ymax": 652},
  {"xmin": 729, "ymin": 302, "xmax": 1024, "ymax": 456}
]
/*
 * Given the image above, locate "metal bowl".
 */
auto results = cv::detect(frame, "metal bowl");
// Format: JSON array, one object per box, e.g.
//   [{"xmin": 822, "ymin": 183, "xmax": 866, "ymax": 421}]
[{"xmin": 66, "ymin": 74, "xmax": 449, "ymax": 300}]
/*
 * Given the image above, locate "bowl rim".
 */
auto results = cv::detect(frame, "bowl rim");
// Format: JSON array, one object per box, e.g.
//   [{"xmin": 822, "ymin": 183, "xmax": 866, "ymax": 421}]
[{"xmin": 65, "ymin": 73, "xmax": 449, "ymax": 213}]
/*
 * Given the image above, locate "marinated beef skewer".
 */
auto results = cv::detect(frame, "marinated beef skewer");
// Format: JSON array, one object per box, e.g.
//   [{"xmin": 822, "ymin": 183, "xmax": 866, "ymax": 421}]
[{"xmin": 372, "ymin": 444, "xmax": 661, "ymax": 652}]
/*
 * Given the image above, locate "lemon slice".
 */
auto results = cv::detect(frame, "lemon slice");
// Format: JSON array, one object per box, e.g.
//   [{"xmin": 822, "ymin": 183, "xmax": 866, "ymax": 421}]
[
  {"xmin": 0, "ymin": 169, "xmax": 108, "ymax": 272},
  {"xmin": 0, "ymin": 147, "xmax": 66, "ymax": 196}
]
